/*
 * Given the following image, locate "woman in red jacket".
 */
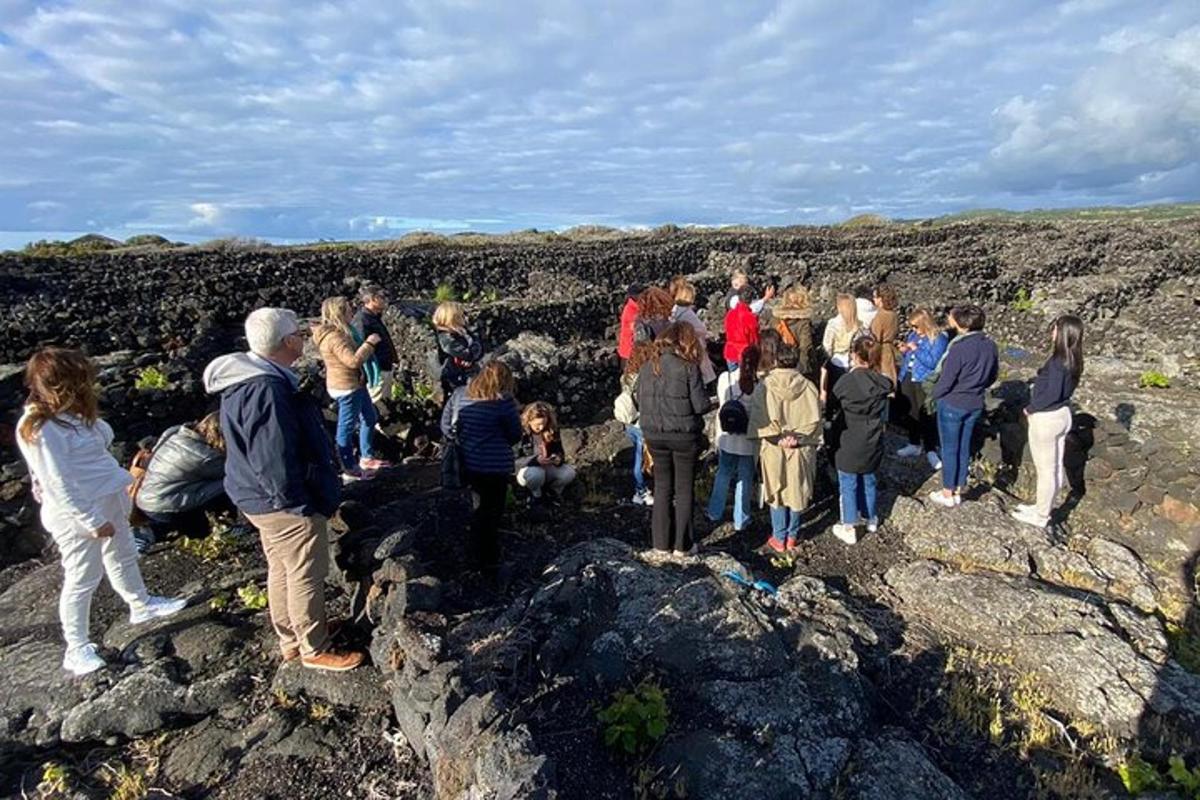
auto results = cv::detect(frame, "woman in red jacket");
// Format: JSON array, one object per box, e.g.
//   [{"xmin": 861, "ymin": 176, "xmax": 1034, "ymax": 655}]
[
  {"xmin": 617, "ymin": 284, "xmax": 643, "ymax": 364},
  {"xmin": 723, "ymin": 292, "xmax": 760, "ymax": 371}
]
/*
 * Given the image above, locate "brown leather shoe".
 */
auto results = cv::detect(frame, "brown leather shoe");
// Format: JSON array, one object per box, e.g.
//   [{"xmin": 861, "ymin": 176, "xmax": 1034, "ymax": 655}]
[{"xmin": 301, "ymin": 649, "xmax": 365, "ymax": 672}]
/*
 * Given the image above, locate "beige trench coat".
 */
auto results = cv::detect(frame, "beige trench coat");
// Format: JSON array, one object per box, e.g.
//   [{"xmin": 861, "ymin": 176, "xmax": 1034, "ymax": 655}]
[{"xmin": 748, "ymin": 368, "xmax": 821, "ymax": 510}]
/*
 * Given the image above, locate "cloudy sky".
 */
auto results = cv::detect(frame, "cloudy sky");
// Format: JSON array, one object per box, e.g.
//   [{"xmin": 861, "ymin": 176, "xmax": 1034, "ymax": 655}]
[{"xmin": 1, "ymin": 0, "xmax": 1197, "ymax": 245}]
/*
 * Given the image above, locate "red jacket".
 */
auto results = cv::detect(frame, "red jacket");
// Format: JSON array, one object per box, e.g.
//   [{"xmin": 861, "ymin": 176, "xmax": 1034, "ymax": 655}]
[
  {"xmin": 617, "ymin": 298, "xmax": 639, "ymax": 359},
  {"xmin": 723, "ymin": 302, "xmax": 760, "ymax": 364}
]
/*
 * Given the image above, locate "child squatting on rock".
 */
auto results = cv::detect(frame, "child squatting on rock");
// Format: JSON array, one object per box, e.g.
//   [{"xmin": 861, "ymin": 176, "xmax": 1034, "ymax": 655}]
[{"xmin": 16, "ymin": 347, "xmax": 188, "ymax": 676}]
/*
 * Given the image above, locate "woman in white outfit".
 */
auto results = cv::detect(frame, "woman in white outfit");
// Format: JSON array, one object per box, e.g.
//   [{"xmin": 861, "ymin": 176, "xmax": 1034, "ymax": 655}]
[
  {"xmin": 1011, "ymin": 316, "xmax": 1084, "ymax": 529},
  {"xmin": 16, "ymin": 348, "xmax": 187, "ymax": 676}
]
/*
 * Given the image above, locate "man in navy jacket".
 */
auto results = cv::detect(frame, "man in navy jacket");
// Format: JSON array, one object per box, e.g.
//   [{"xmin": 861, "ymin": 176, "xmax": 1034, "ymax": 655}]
[{"xmin": 204, "ymin": 308, "xmax": 363, "ymax": 672}]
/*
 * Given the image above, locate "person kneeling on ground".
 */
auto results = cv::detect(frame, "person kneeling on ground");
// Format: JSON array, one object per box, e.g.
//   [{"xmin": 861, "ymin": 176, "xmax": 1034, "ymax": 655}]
[
  {"xmin": 516, "ymin": 401, "xmax": 577, "ymax": 506},
  {"xmin": 17, "ymin": 348, "xmax": 187, "ymax": 676},
  {"xmin": 204, "ymin": 308, "xmax": 363, "ymax": 672},
  {"xmin": 314, "ymin": 296, "xmax": 390, "ymax": 481},
  {"xmin": 441, "ymin": 361, "xmax": 523, "ymax": 576},
  {"xmin": 135, "ymin": 412, "xmax": 241, "ymax": 543},
  {"xmin": 831, "ymin": 337, "xmax": 894, "ymax": 544},
  {"xmin": 749, "ymin": 333, "xmax": 822, "ymax": 553}
]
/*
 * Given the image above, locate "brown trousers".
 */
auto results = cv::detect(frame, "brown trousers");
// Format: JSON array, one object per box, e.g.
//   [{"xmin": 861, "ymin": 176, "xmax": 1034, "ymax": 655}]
[{"xmin": 245, "ymin": 511, "xmax": 330, "ymax": 658}]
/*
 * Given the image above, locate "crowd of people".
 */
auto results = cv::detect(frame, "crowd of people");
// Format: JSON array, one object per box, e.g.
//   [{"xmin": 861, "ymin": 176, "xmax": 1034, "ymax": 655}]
[{"xmin": 15, "ymin": 274, "xmax": 1083, "ymax": 677}]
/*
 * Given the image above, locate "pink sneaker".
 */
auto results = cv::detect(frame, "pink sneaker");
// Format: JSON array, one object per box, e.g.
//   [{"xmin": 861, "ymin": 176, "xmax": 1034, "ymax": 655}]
[{"xmin": 359, "ymin": 457, "xmax": 393, "ymax": 471}]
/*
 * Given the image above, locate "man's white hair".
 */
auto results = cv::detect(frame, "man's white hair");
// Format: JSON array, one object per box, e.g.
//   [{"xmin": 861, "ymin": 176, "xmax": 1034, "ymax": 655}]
[{"xmin": 245, "ymin": 307, "xmax": 300, "ymax": 356}]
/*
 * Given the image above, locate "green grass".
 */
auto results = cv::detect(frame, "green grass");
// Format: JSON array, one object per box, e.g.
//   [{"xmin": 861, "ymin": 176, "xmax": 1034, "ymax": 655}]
[
  {"xmin": 133, "ymin": 366, "xmax": 170, "ymax": 391},
  {"xmin": 434, "ymin": 283, "xmax": 459, "ymax": 302},
  {"xmin": 1139, "ymin": 370, "xmax": 1171, "ymax": 389},
  {"xmin": 1010, "ymin": 287, "xmax": 1036, "ymax": 313}
]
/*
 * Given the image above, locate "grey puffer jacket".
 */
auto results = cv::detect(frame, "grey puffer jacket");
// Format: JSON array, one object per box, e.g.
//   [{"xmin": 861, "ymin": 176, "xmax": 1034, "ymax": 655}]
[{"xmin": 136, "ymin": 425, "xmax": 226, "ymax": 514}]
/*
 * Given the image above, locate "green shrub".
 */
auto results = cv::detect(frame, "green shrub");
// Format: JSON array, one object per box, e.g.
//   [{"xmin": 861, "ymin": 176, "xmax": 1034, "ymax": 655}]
[
  {"xmin": 597, "ymin": 679, "xmax": 670, "ymax": 755},
  {"xmin": 39, "ymin": 762, "xmax": 70, "ymax": 794},
  {"xmin": 434, "ymin": 283, "xmax": 459, "ymax": 302},
  {"xmin": 134, "ymin": 366, "xmax": 170, "ymax": 391},
  {"xmin": 1118, "ymin": 752, "xmax": 1200, "ymax": 797},
  {"xmin": 1010, "ymin": 287, "xmax": 1035, "ymax": 312},
  {"xmin": 1139, "ymin": 371, "xmax": 1170, "ymax": 389},
  {"xmin": 237, "ymin": 583, "xmax": 269, "ymax": 610},
  {"xmin": 390, "ymin": 379, "xmax": 436, "ymax": 405},
  {"xmin": 176, "ymin": 528, "xmax": 236, "ymax": 561}
]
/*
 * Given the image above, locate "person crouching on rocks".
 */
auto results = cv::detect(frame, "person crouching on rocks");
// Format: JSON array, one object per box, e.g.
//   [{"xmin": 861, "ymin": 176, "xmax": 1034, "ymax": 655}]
[
  {"xmin": 1011, "ymin": 315, "xmax": 1084, "ymax": 529},
  {"xmin": 831, "ymin": 337, "xmax": 894, "ymax": 544},
  {"xmin": 638, "ymin": 322, "xmax": 711, "ymax": 555},
  {"xmin": 516, "ymin": 401, "xmax": 577, "ymax": 506},
  {"xmin": 441, "ymin": 361, "xmax": 522, "ymax": 576},
  {"xmin": 135, "ymin": 412, "xmax": 240, "ymax": 542},
  {"xmin": 314, "ymin": 296, "xmax": 390, "ymax": 481},
  {"xmin": 204, "ymin": 308, "xmax": 364, "ymax": 672},
  {"xmin": 433, "ymin": 301, "xmax": 484, "ymax": 399},
  {"xmin": 16, "ymin": 348, "xmax": 187, "ymax": 676},
  {"xmin": 749, "ymin": 333, "xmax": 822, "ymax": 553},
  {"xmin": 928, "ymin": 304, "xmax": 999, "ymax": 509}
]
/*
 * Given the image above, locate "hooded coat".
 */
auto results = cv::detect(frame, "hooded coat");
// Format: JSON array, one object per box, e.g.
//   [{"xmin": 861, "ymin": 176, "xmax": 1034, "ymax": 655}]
[
  {"xmin": 136, "ymin": 425, "xmax": 225, "ymax": 514},
  {"xmin": 748, "ymin": 368, "xmax": 821, "ymax": 509},
  {"xmin": 203, "ymin": 353, "xmax": 340, "ymax": 517}
]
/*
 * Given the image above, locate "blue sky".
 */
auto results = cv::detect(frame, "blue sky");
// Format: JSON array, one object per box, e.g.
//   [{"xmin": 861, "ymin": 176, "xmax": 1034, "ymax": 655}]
[{"xmin": 0, "ymin": 0, "xmax": 1197, "ymax": 246}]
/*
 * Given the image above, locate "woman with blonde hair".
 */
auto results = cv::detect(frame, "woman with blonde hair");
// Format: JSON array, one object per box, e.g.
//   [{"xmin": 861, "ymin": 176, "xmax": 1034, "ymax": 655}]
[
  {"xmin": 670, "ymin": 281, "xmax": 717, "ymax": 383},
  {"xmin": 441, "ymin": 360, "xmax": 522, "ymax": 573},
  {"xmin": 16, "ymin": 348, "xmax": 186, "ymax": 676},
  {"xmin": 637, "ymin": 323, "xmax": 711, "ymax": 554},
  {"xmin": 314, "ymin": 296, "xmax": 386, "ymax": 480},
  {"xmin": 820, "ymin": 293, "xmax": 865, "ymax": 404},
  {"xmin": 136, "ymin": 411, "xmax": 238, "ymax": 541},
  {"xmin": 895, "ymin": 308, "xmax": 948, "ymax": 467},
  {"xmin": 433, "ymin": 301, "xmax": 484, "ymax": 397},
  {"xmin": 516, "ymin": 401, "xmax": 576, "ymax": 504},
  {"xmin": 773, "ymin": 284, "xmax": 816, "ymax": 377}
]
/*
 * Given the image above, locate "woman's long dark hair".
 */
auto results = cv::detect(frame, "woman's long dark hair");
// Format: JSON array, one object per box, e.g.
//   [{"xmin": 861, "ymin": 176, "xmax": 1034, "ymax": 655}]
[
  {"xmin": 1050, "ymin": 315, "xmax": 1084, "ymax": 381},
  {"xmin": 738, "ymin": 345, "xmax": 760, "ymax": 395}
]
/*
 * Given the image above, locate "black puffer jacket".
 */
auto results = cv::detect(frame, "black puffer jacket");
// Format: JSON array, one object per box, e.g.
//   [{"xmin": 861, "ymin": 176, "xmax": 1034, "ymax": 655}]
[
  {"xmin": 637, "ymin": 353, "xmax": 710, "ymax": 441},
  {"xmin": 136, "ymin": 425, "xmax": 226, "ymax": 514}
]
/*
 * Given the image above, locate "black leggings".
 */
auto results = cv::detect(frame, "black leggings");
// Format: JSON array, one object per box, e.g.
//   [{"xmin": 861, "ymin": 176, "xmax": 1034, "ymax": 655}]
[
  {"xmin": 143, "ymin": 493, "xmax": 237, "ymax": 540},
  {"xmin": 646, "ymin": 437, "xmax": 698, "ymax": 553},
  {"xmin": 896, "ymin": 379, "xmax": 939, "ymax": 452},
  {"xmin": 466, "ymin": 471, "xmax": 509, "ymax": 571}
]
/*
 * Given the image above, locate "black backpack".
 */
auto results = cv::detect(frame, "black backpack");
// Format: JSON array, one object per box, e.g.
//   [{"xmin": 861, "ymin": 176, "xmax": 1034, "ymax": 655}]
[{"xmin": 718, "ymin": 384, "xmax": 749, "ymax": 435}]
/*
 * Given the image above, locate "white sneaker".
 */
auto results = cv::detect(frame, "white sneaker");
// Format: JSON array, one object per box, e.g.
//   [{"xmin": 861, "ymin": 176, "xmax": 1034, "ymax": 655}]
[
  {"xmin": 865, "ymin": 518, "xmax": 879, "ymax": 534},
  {"xmin": 928, "ymin": 491, "xmax": 958, "ymax": 509},
  {"xmin": 129, "ymin": 596, "xmax": 188, "ymax": 625},
  {"xmin": 896, "ymin": 444, "xmax": 923, "ymax": 458},
  {"xmin": 1015, "ymin": 503, "xmax": 1035, "ymax": 515},
  {"xmin": 1010, "ymin": 508, "xmax": 1048, "ymax": 529},
  {"xmin": 63, "ymin": 643, "xmax": 106, "ymax": 676},
  {"xmin": 631, "ymin": 490, "xmax": 647, "ymax": 506},
  {"xmin": 926, "ymin": 451, "xmax": 942, "ymax": 470},
  {"xmin": 832, "ymin": 524, "xmax": 859, "ymax": 544}
]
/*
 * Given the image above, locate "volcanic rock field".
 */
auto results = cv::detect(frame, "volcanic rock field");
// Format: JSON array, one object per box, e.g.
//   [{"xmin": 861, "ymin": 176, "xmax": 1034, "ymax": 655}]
[{"xmin": 1, "ymin": 218, "xmax": 1199, "ymax": 799}]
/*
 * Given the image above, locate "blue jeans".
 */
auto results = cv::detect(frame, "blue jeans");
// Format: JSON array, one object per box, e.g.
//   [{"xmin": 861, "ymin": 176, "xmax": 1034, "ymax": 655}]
[
  {"xmin": 336, "ymin": 388, "xmax": 377, "ymax": 469},
  {"xmin": 837, "ymin": 470, "xmax": 877, "ymax": 525},
  {"xmin": 707, "ymin": 450, "xmax": 755, "ymax": 531},
  {"xmin": 768, "ymin": 506, "xmax": 803, "ymax": 542},
  {"xmin": 937, "ymin": 401, "xmax": 982, "ymax": 491},
  {"xmin": 726, "ymin": 360, "xmax": 739, "ymax": 372},
  {"xmin": 626, "ymin": 425, "xmax": 646, "ymax": 493}
]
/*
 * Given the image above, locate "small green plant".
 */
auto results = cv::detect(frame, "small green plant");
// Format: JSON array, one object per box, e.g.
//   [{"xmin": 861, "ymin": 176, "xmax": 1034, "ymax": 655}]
[
  {"xmin": 176, "ymin": 528, "xmax": 236, "ymax": 561},
  {"xmin": 597, "ymin": 678, "xmax": 670, "ymax": 755},
  {"xmin": 1165, "ymin": 619, "xmax": 1200, "ymax": 674},
  {"xmin": 237, "ymin": 583, "xmax": 269, "ymax": 610},
  {"xmin": 102, "ymin": 763, "xmax": 150, "ymax": 800},
  {"xmin": 434, "ymin": 283, "xmax": 458, "ymax": 302},
  {"xmin": 1118, "ymin": 754, "xmax": 1161, "ymax": 794},
  {"xmin": 308, "ymin": 701, "xmax": 335, "ymax": 722},
  {"xmin": 134, "ymin": 366, "xmax": 170, "ymax": 391},
  {"xmin": 1010, "ymin": 287, "xmax": 1036, "ymax": 312},
  {"xmin": 38, "ymin": 762, "xmax": 69, "ymax": 794},
  {"xmin": 390, "ymin": 379, "xmax": 436, "ymax": 406},
  {"xmin": 208, "ymin": 592, "xmax": 230, "ymax": 611},
  {"xmin": 1118, "ymin": 752, "xmax": 1200, "ymax": 797},
  {"xmin": 1139, "ymin": 370, "xmax": 1171, "ymax": 389}
]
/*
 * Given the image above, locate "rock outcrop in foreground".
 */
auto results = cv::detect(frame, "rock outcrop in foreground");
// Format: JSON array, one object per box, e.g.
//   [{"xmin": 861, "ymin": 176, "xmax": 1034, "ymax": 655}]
[{"xmin": 0, "ymin": 219, "xmax": 1198, "ymax": 798}]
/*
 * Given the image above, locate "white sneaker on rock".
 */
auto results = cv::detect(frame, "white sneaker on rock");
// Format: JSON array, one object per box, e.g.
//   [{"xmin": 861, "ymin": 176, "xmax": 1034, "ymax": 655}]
[
  {"xmin": 866, "ymin": 518, "xmax": 879, "ymax": 534},
  {"xmin": 63, "ymin": 643, "xmax": 106, "ymax": 676},
  {"xmin": 896, "ymin": 444, "xmax": 923, "ymax": 458},
  {"xmin": 1010, "ymin": 508, "xmax": 1048, "ymax": 529},
  {"xmin": 926, "ymin": 451, "xmax": 942, "ymax": 470},
  {"xmin": 928, "ymin": 491, "xmax": 958, "ymax": 509},
  {"xmin": 130, "ymin": 596, "xmax": 188, "ymax": 625},
  {"xmin": 832, "ymin": 524, "xmax": 859, "ymax": 544},
  {"xmin": 1015, "ymin": 503, "xmax": 1035, "ymax": 515}
]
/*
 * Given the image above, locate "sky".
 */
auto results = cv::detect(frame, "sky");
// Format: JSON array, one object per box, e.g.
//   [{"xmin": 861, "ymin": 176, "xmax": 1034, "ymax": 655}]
[{"xmin": 0, "ymin": 0, "xmax": 1198, "ymax": 246}]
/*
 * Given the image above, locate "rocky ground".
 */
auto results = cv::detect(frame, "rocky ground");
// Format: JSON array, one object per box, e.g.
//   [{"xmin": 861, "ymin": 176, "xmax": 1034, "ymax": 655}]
[{"xmin": 1, "ymin": 219, "xmax": 1199, "ymax": 799}]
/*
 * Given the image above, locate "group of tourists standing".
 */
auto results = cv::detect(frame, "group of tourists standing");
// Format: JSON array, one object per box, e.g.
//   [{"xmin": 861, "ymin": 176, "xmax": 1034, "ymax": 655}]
[
  {"xmin": 15, "ymin": 271, "xmax": 1081, "ymax": 679},
  {"xmin": 615, "ymin": 271, "xmax": 1085, "ymax": 555}
]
